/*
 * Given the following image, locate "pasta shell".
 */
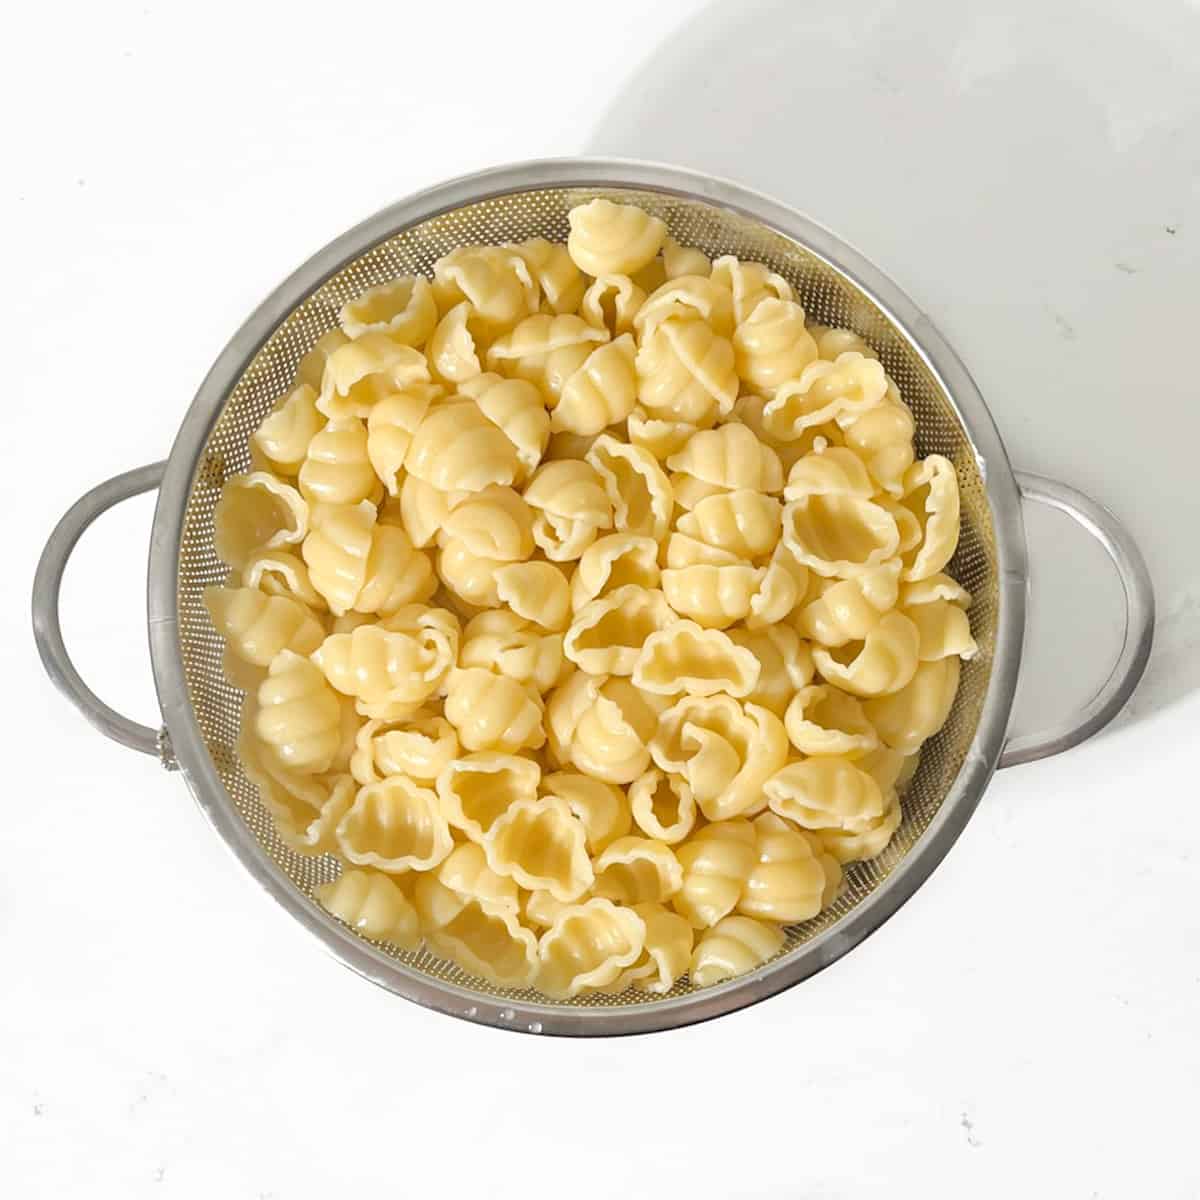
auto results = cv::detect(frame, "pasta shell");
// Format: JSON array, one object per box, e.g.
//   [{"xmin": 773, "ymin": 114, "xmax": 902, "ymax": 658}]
[
  {"xmin": 564, "ymin": 585, "xmax": 677, "ymax": 675},
  {"xmin": 523, "ymin": 459, "xmax": 613, "ymax": 562},
  {"xmin": 442, "ymin": 667, "xmax": 546, "ymax": 754},
  {"xmin": 811, "ymin": 610, "xmax": 921, "ymax": 698},
  {"xmin": 553, "ymin": 334, "xmax": 639, "ymax": 436},
  {"xmin": 628, "ymin": 769, "xmax": 697, "ymax": 845},
  {"xmin": 636, "ymin": 317, "xmax": 737, "ymax": 424},
  {"xmin": 440, "ymin": 485, "xmax": 535, "ymax": 562},
  {"xmin": 690, "ymin": 915, "xmax": 784, "ymax": 987},
  {"xmin": 628, "ymin": 902, "xmax": 695, "ymax": 994},
  {"xmin": 737, "ymin": 812, "xmax": 829, "ymax": 923},
  {"xmin": 863, "ymin": 656, "xmax": 960, "ymax": 754},
  {"xmin": 405, "ymin": 400, "xmax": 521, "ymax": 493},
  {"xmin": 710, "ymin": 256, "xmax": 793, "ymax": 325},
  {"xmin": 570, "ymin": 533, "xmax": 661, "ymax": 612},
  {"xmin": 436, "ymin": 751, "xmax": 541, "ymax": 844},
  {"xmin": 301, "ymin": 499, "xmax": 375, "ymax": 616},
  {"xmin": 903, "ymin": 598, "xmax": 979, "ymax": 661},
  {"xmin": 661, "ymin": 563, "xmax": 764, "ymax": 629},
  {"xmin": 764, "ymin": 352, "xmax": 888, "ymax": 442},
  {"xmin": 540, "ymin": 771, "xmax": 631, "ymax": 854},
  {"xmin": 592, "ymin": 836, "xmax": 683, "ymax": 905},
  {"xmin": 782, "ymin": 493, "xmax": 900, "ymax": 578},
  {"xmin": 214, "ymin": 472, "xmax": 308, "ymax": 569},
  {"xmin": 580, "ymin": 273, "xmax": 647, "ymax": 337},
  {"xmin": 436, "ymin": 537, "xmax": 503, "ymax": 608},
  {"xmin": 295, "ymin": 330, "xmax": 350, "ymax": 392},
  {"xmin": 567, "ymin": 198, "xmax": 667, "ymax": 277},
  {"xmin": 764, "ymin": 757, "xmax": 885, "ymax": 833},
  {"xmin": 350, "ymin": 712, "xmax": 458, "ymax": 785},
  {"xmin": 635, "ymin": 275, "xmax": 735, "ymax": 339},
  {"xmin": 839, "ymin": 399, "xmax": 915, "ymax": 497},
  {"xmin": 726, "ymin": 625, "xmax": 815, "ymax": 717},
  {"xmin": 626, "ymin": 406, "xmax": 704, "ymax": 461},
  {"xmin": 458, "ymin": 373, "xmax": 551, "ymax": 483},
  {"xmin": 536, "ymin": 897, "xmax": 647, "ymax": 998},
  {"xmin": 510, "ymin": 237, "xmax": 587, "ymax": 315},
  {"xmin": 354, "ymin": 524, "xmax": 437, "ymax": 615},
  {"xmin": 298, "ymin": 417, "xmax": 379, "ymax": 506},
  {"xmin": 632, "ymin": 620, "xmax": 761, "ymax": 698},
  {"xmin": 666, "ymin": 423, "xmax": 783, "ymax": 508},
  {"xmin": 783, "ymin": 446, "xmax": 876, "ymax": 500},
  {"xmin": 460, "ymin": 610, "xmax": 567, "ymax": 695},
  {"xmin": 673, "ymin": 820, "xmax": 757, "ymax": 929},
  {"xmin": 733, "ymin": 298, "xmax": 818, "ymax": 395},
  {"xmin": 397, "ymin": 475, "xmax": 463, "ymax": 549},
  {"xmin": 784, "ymin": 684, "xmax": 879, "ymax": 758},
  {"xmin": 493, "ymin": 561, "xmax": 572, "ymax": 632},
  {"xmin": 318, "ymin": 333, "xmax": 432, "ymax": 420},
  {"xmin": 432, "ymin": 245, "xmax": 538, "ymax": 337},
  {"xmin": 661, "ymin": 237, "xmax": 711, "ymax": 279},
  {"xmin": 365, "ymin": 381, "xmax": 441, "ymax": 494},
  {"xmin": 795, "ymin": 560, "xmax": 902, "ymax": 646},
  {"xmin": 336, "ymin": 776, "xmax": 452, "ymax": 873},
  {"xmin": 817, "ymin": 789, "xmax": 903, "ymax": 865},
  {"xmin": 338, "ymin": 277, "xmax": 439, "ymax": 345},
  {"xmin": 585, "ymin": 434, "xmax": 674, "ymax": 543},
  {"xmin": 675, "ymin": 490, "xmax": 782, "ymax": 560},
  {"xmin": 427, "ymin": 301, "xmax": 484, "ymax": 385},
  {"xmin": 253, "ymin": 383, "xmax": 323, "ymax": 475},
  {"xmin": 315, "ymin": 868, "xmax": 421, "ymax": 948},
  {"xmin": 204, "ymin": 586, "xmax": 324, "ymax": 667},
  {"xmin": 899, "ymin": 455, "xmax": 961, "ymax": 581},
  {"xmin": 255, "ymin": 650, "xmax": 343, "ymax": 774},
  {"xmin": 485, "ymin": 795, "xmax": 593, "ymax": 902}
]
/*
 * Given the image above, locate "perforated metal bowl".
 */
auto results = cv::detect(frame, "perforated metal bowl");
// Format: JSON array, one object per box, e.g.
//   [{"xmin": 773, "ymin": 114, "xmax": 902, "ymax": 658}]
[{"xmin": 33, "ymin": 160, "xmax": 1154, "ymax": 1035}]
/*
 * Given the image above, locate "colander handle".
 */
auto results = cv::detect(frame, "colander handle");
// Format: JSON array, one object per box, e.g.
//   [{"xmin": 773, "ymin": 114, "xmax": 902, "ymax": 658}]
[
  {"xmin": 32, "ymin": 462, "xmax": 172, "ymax": 764},
  {"xmin": 998, "ymin": 472, "xmax": 1155, "ymax": 769}
]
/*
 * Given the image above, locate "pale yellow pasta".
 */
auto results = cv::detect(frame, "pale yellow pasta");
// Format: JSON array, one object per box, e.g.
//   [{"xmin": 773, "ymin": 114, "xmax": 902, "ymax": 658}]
[
  {"xmin": 552, "ymin": 334, "xmax": 638, "ymax": 436},
  {"xmin": 673, "ymin": 490, "xmax": 781, "ymax": 562},
  {"xmin": 795, "ymin": 560, "xmax": 902, "ymax": 647},
  {"xmin": 567, "ymin": 198, "xmax": 667, "ymax": 277},
  {"xmin": 628, "ymin": 902, "xmax": 695, "ymax": 993},
  {"xmin": 782, "ymin": 493, "xmax": 900, "ymax": 578},
  {"xmin": 592, "ymin": 836, "xmax": 683, "ymax": 905},
  {"xmin": 660, "ymin": 563, "xmax": 763, "ymax": 629},
  {"xmin": 817, "ymin": 789, "xmax": 903, "ymax": 865},
  {"xmin": 634, "ymin": 275, "xmax": 735, "ymax": 339},
  {"xmin": 405, "ymin": 400, "xmax": 521, "ymax": 493},
  {"xmin": 297, "ymin": 417, "xmax": 378, "ymax": 506},
  {"xmin": 440, "ymin": 485, "xmax": 535, "ymax": 562},
  {"xmin": 432, "ymin": 245, "xmax": 538, "ymax": 337},
  {"xmin": 563, "ymin": 585, "xmax": 676, "ymax": 675},
  {"xmin": 903, "ymin": 597, "xmax": 978, "ymax": 662},
  {"xmin": 442, "ymin": 667, "xmax": 545, "ymax": 754},
  {"xmin": 510, "ymin": 237, "xmax": 587, "ymax": 315},
  {"xmin": 744, "ymin": 549, "xmax": 807, "ymax": 630},
  {"xmin": 350, "ymin": 712, "xmax": 459, "ymax": 786},
  {"xmin": 353, "ymin": 524, "xmax": 437, "ymax": 615},
  {"xmin": 295, "ymin": 329, "xmax": 350, "ymax": 391},
  {"xmin": 338, "ymin": 277, "xmax": 438, "ymax": 345},
  {"xmin": 733, "ymin": 298, "xmax": 819, "ymax": 396},
  {"xmin": 690, "ymin": 915, "xmax": 784, "ymax": 987},
  {"xmin": 632, "ymin": 620, "xmax": 760, "ymax": 698},
  {"xmin": 255, "ymin": 650, "xmax": 343, "ymax": 774},
  {"xmin": 436, "ymin": 751, "xmax": 541, "ymax": 844},
  {"xmin": 673, "ymin": 820, "xmax": 757, "ymax": 929},
  {"xmin": 317, "ymin": 333, "xmax": 432, "ymax": 422},
  {"xmin": 536, "ymin": 897, "xmax": 646, "ymax": 998},
  {"xmin": 435, "ymin": 538, "xmax": 501, "ymax": 608},
  {"xmin": 626, "ymin": 406, "xmax": 703, "ymax": 461},
  {"xmin": 580, "ymin": 273, "xmax": 646, "ymax": 337},
  {"xmin": 315, "ymin": 868, "xmax": 421, "ymax": 948},
  {"xmin": 710, "ymin": 255, "xmax": 793, "ymax": 324},
  {"xmin": 810, "ymin": 610, "xmax": 921, "ymax": 698},
  {"xmin": 460, "ymin": 610, "xmax": 566, "ymax": 694},
  {"xmin": 204, "ymin": 586, "xmax": 324, "ymax": 668},
  {"xmin": 523, "ymin": 889, "xmax": 571, "ymax": 930},
  {"xmin": 783, "ymin": 446, "xmax": 876, "ymax": 501},
  {"xmin": 252, "ymin": 383, "xmax": 323, "ymax": 475},
  {"xmin": 809, "ymin": 324, "xmax": 878, "ymax": 362},
  {"xmin": 585, "ymin": 434, "xmax": 673, "ymax": 543},
  {"xmin": 738, "ymin": 813, "xmax": 829, "ymax": 923},
  {"xmin": 666, "ymin": 423, "xmax": 783, "ymax": 509},
  {"xmin": 662, "ymin": 237, "xmax": 711, "ymax": 280},
  {"xmin": 864, "ymin": 656, "xmax": 960, "ymax": 754},
  {"xmin": 726, "ymin": 625, "xmax": 814, "ymax": 717},
  {"xmin": 485, "ymin": 795, "xmax": 593, "ymax": 902},
  {"xmin": 651, "ymin": 694, "xmax": 788, "ymax": 822},
  {"xmin": 313, "ymin": 605, "xmax": 459, "ymax": 709},
  {"xmin": 784, "ymin": 684, "xmax": 879, "ymax": 758},
  {"xmin": 522, "ymin": 460, "xmax": 613, "ymax": 562},
  {"xmin": 459, "ymin": 373, "xmax": 551, "ymax": 482},
  {"xmin": 214, "ymin": 472, "xmax": 308, "ymax": 569},
  {"xmin": 839, "ymin": 397, "xmax": 916, "ymax": 497},
  {"xmin": 427, "ymin": 301, "xmax": 484, "ymax": 385},
  {"xmin": 299, "ymin": 500, "xmax": 374, "ymax": 615},
  {"xmin": 765, "ymin": 757, "xmax": 885, "ymax": 832},
  {"xmin": 493, "ymin": 561, "xmax": 572, "ymax": 632},
  {"xmin": 435, "ymin": 842, "xmax": 521, "ymax": 913},
  {"xmin": 728, "ymin": 393, "xmax": 832, "ymax": 473},
  {"xmin": 764, "ymin": 352, "xmax": 889, "ymax": 442},
  {"xmin": 899, "ymin": 455, "xmax": 961, "ymax": 581},
  {"xmin": 544, "ymin": 429, "xmax": 603, "ymax": 463},
  {"xmin": 569, "ymin": 533, "xmax": 660, "ymax": 612},
  {"xmin": 397, "ymin": 474, "xmax": 463, "ymax": 549},
  {"xmin": 636, "ymin": 317, "xmax": 737, "ymax": 425},
  {"xmin": 664, "ymin": 531, "xmax": 740, "ymax": 569},
  {"xmin": 630, "ymin": 256, "xmax": 668, "ymax": 294},
  {"xmin": 365, "ymin": 381, "xmax": 441, "ymax": 495},
  {"xmin": 335, "ymin": 775, "xmax": 453, "ymax": 873},
  {"xmin": 628, "ymin": 769, "xmax": 697, "ymax": 845},
  {"xmin": 242, "ymin": 547, "xmax": 327, "ymax": 612},
  {"xmin": 486, "ymin": 313, "xmax": 607, "ymax": 402},
  {"xmin": 540, "ymin": 771, "xmax": 631, "ymax": 854}
]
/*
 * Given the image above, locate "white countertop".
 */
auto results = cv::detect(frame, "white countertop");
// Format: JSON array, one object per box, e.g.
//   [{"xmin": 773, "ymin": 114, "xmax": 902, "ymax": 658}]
[{"xmin": 5, "ymin": 0, "xmax": 1198, "ymax": 1195}]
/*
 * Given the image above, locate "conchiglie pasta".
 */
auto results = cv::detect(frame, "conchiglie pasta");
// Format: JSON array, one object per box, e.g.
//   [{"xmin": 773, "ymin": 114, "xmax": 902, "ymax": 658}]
[
  {"xmin": 442, "ymin": 668, "xmax": 545, "ymax": 754},
  {"xmin": 592, "ymin": 837, "xmax": 683, "ymax": 905},
  {"xmin": 335, "ymin": 775, "xmax": 453, "ymax": 873},
  {"xmin": 673, "ymin": 820, "xmax": 757, "ymax": 929},
  {"xmin": 298, "ymin": 417, "xmax": 379, "ymax": 506},
  {"xmin": 675, "ymin": 490, "xmax": 781, "ymax": 559},
  {"xmin": 690, "ymin": 915, "xmax": 784, "ymax": 987},
  {"xmin": 733, "ymin": 298, "xmax": 819, "ymax": 396},
  {"xmin": 536, "ymin": 897, "xmax": 647, "ymax": 998},
  {"xmin": 494, "ymin": 561, "xmax": 572, "ymax": 632},
  {"xmin": 580, "ymin": 273, "xmax": 647, "ymax": 337},
  {"xmin": 764, "ymin": 757, "xmax": 885, "ymax": 833},
  {"xmin": 214, "ymin": 472, "xmax": 308, "ymax": 569},
  {"xmin": 338, "ymin": 277, "xmax": 439, "ymax": 345},
  {"xmin": 552, "ymin": 334, "xmax": 638, "ymax": 436},
  {"xmin": 632, "ymin": 620, "xmax": 760, "ymax": 698},
  {"xmin": 666, "ymin": 423, "xmax": 783, "ymax": 508},
  {"xmin": 460, "ymin": 609, "xmax": 567, "ymax": 694},
  {"xmin": 737, "ymin": 813, "xmax": 830, "ymax": 923},
  {"xmin": 764, "ymin": 352, "xmax": 888, "ymax": 441},
  {"xmin": 710, "ymin": 255, "xmax": 793, "ymax": 324},
  {"xmin": 436, "ymin": 751, "xmax": 541, "ymax": 844},
  {"xmin": 252, "ymin": 383, "xmax": 323, "ymax": 475},
  {"xmin": 569, "ymin": 533, "xmax": 661, "ymax": 611},
  {"xmin": 523, "ymin": 459, "xmax": 613, "ymax": 562},
  {"xmin": 460, "ymin": 373, "xmax": 551, "ymax": 482},
  {"xmin": 628, "ymin": 769, "xmax": 697, "ymax": 845},
  {"xmin": 315, "ymin": 868, "xmax": 421, "ymax": 948},
  {"xmin": 585, "ymin": 435, "xmax": 674, "ymax": 544},
  {"xmin": 255, "ymin": 650, "xmax": 344, "ymax": 774},
  {"xmin": 350, "ymin": 711, "xmax": 458, "ymax": 785},
  {"xmin": 432, "ymin": 245, "xmax": 538, "ymax": 337},
  {"xmin": 204, "ymin": 586, "xmax": 324, "ymax": 668},
  {"xmin": 510, "ymin": 237, "xmax": 587, "ymax": 315},
  {"xmin": 405, "ymin": 400, "xmax": 522, "ymax": 493},
  {"xmin": 485, "ymin": 795, "xmax": 593, "ymax": 902},
  {"xmin": 318, "ymin": 333, "xmax": 432, "ymax": 420},
  {"xmin": 636, "ymin": 317, "xmax": 737, "ymax": 425},
  {"xmin": 540, "ymin": 771, "xmax": 632, "ymax": 854},
  {"xmin": 567, "ymin": 198, "xmax": 667, "ymax": 277},
  {"xmin": 563, "ymin": 585, "xmax": 676, "ymax": 676}
]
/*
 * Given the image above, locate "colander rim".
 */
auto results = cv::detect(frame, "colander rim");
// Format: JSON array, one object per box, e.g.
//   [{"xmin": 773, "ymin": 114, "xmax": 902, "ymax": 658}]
[{"xmin": 146, "ymin": 158, "xmax": 1027, "ymax": 1036}]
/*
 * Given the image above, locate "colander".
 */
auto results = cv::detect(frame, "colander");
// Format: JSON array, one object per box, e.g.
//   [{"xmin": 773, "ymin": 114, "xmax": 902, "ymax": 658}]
[{"xmin": 32, "ymin": 160, "xmax": 1154, "ymax": 1036}]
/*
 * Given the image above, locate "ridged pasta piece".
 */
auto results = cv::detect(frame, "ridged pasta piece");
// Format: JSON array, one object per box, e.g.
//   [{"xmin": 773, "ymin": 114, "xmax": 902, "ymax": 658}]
[
  {"xmin": 313, "ymin": 604, "xmax": 460, "ymax": 708},
  {"xmin": 690, "ymin": 915, "xmax": 784, "ymax": 987},
  {"xmin": 564, "ymin": 585, "xmax": 676, "ymax": 675},
  {"xmin": 636, "ymin": 317, "xmax": 737, "ymax": 425},
  {"xmin": 710, "ymin": 256, "xmax": 793, "ymax": 325},
  {"xmin": 738, "ymin": 812, "xmax": 829, "ymax": 922},
  {"xmin": 898, "ymin": 455, "xmax": 961, "ymax": 581},
  {"xmin": 664, "ymin": 532, "xmax": 741, "ymax": 569},
  {"xmin": 405, "ymin": 400, "xmax": 521, "ymax": 493},
  {"xmin": 666, "ymin": 423, "xmax": 783, "ymax": 509},
  {"xmin": 585, "ymin": 434, "xmax": 673, "ymax": 543},
  {"xmin": 567, "ymin": 198, "xmax": 667, "ymax": 276},
  {"xmin": 592, "ymin": 836, "xmax": 683, "ymax": 905},
  {"xmin": 427, "ymin": 301, "xmax": 484, "ymax": 385},
  {"xmin": 629, "ymin": 769, "xmax": 697, "ymax": 844},
  {"xmin": 493, "ymin": 561, "xmax": 572, "ymax": 632},
  {"xmin": 536, "ymin": 897, "xmax": 647, "ymax": 998},
  {"xmin": 783, "ymin": 446, "xmax": 876, "ymax": 501},
  {"xmin": 486, "ymin": 314, "xmax": 607, "ymax": 403},
  {"xmin": 552, "ymin": 334, "xmax": 638, "ymax": 436},
  {"xmin": 634, "ymin": 275, "xmax": 735, "ymax": 339},
  {"xmin": 662, "ymin": 237, "xmax": 711, "ymax": 279},
  {"xmin": 784, "ymin": 684, "xmax": 879, "ymax": 758},
  {"xmin": 336, "ymin": 775, "xmax": 453, "ymax": 872},
  {"xmin": 632, "ymin": 621, "xmax": 760, "ymax": 698},
  {"xmin": 436, "ymin": 751, "xmax": 541, "ymax": 843},
  {"xmin": 626, "ymin": 902, "xmax": 694, "ymax": 994},
  {"xmin": 214, "ymin": 472, "xmax": 309, "ymax": 569},
  {"xmin": 460, "ymin": 610, "xmax": 567, "ymax": 694},
  {"xmin": 353, "ymin": 524, "xmax": 437, "ymax": 615},
  {"xmin": 295, "ymin": 329, "xmax": 350, "ymax": 391},
  {"xmin": 440, "ymin": 485, "xmax": 534, "ymax": 562},
  {"xmin": 297, "ymin": 417, "xmax": 379, "ymax": 506},
  {"xmin": 510, "ymin": 237, "xmax": 587, "ymax": 315},
  {"xmin": 660, "ymin": 563, "xmax": 764, "ymax": 629},
  {"xmin": 651, "ymin": 695, "xmax": 788, "ymax": 822},
  {"xmin": 350, "ymin": 711, "xmax": 459, "ymax": 785},
  {"xmin": 414, "ymin": 876, "xmax": 538, "ymax": 988},
  {"xmin": 864, "ymin": 656, "xmax": 960, "ymax": 755},
  {"xmin": 795, "ymin": 560, "xmax": 902, "ymax": 647},
  {"xmin": 314, "ymin": 868, "xmax": 421, "ymax": 948},
  {"xmin": 435, "ymin": 842, "xmax": 520, "ymax": 912},
  {"xmin": 523, "ymin": 889, "xmax": 571, "ymax": 930},
  {"xmin": 809, "ymin": 325, "xmax": 878, "ymax": 362},
  {"xmin": 523, "ymin": 459, "xmax": 613, "ymax": 561},
  {"xmin": 626, "ymin": 406, "xmax": 704, "ymax": 461},
  {"xmin": 580, "ymin": 273, "xmax": 646, "ymax": 337},
  {"xmin": 459, "ymin": 373, "xmax": 551, "ymax": 483},
  {"xmin": 728, "ymin": 393, "xmax": 837, "ymax": 473},
  {"xmin": 546, "ymin": 670, "xmax": 667, "ymax": 785},
  {"xmin": 432, "ymin": 245, "xmax": 538, "ymax": 337},
  {"xmin": 838, "ymin": 398, "xmax": 916, "ymax": 497},
  {"xmin": 744, "ymin": 548, "xmax": 807, "ymax": 630},
  {"xmin": 396, "ymin": 475, "xmax": 463, "ymax": 549},
  {"xmin": 242, "ymin": 547, "xmax": 327, "ymax": 611},
  {"xmin": 442, "ymin": 668, "xmax": 546, "ymax": 753},
  {"xmin": 570, "ymin": 533, "xmax": 660, "ymax": 611},
  {"xmin": 901, "ymin": 572, "xmax": 971, "ymax": 608},
  {"xmin": 903, "ymin": 598, "xmax": 978, "ymax": 661},
  {"xmin": 317, "ymin": 333, "xmax": 432, "ymax": 421},
  {"xmin": 765, "ymin": 757, "xmax": 885, "ymax": 832},
  {"xmin": 673, "ymin": 820, "xmax": 757, "ymax": 928},
  {"xmin": 365, "ymin": 381, "xmax": 441, "ymax": 494},
  {"xmin": 811, "ymin": 610, "xmax": 920, "ymax": 698},
  {"xmin": 255, "ymin": 650, "xmax": 343, "ymax": 774},
  {"xmin": 726, "ymin": 626, "xmax": 814, "ymax": 717},
  {"xmin": 733, "ymin": 298, "xmax": 819, "ymax": 395},
  {"xmin": 484, "ymin": 795, "xmax": 593, "ymax": 902},
  {"xmin": 782, "ymin": 493, "xmax": 900, "ymax": 577},
  {"xmin": 253, "ymin": 383, "xmax": 323, "ymax": 475},
  {"xmin": 817, "ymin": 789, "xmax": 903, "ymax": 864},
  {"xmin": 434, "ymin": 537, "xmax": 500, "ymax": 608},
  {"xmin": 764, "ymin": 352, "xmax": 889, "ymax": 441},
  {"xmin": 540, "ymin": 771, "xmax": 631, "ymax": 854},
  {"xmin": 204, "ymin": 586, "xmax": 324, "ymax": 667},
  {"xmin": 676, "ymin": 490, "xmax": 781, "ymax": 560},
  {"xmin": 300, "ymin": 500, "xmax": 375, "ymax": 615},
  {"xmin": 338, "ymin": 277, "xmax": 438, "ymax": 345}
]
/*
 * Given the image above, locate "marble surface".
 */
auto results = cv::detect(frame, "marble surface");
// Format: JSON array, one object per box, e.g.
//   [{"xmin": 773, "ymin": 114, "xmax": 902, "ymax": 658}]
[{"xmin": 4, "ymin": 0, "xmax": 1198, "ymax": 1196}]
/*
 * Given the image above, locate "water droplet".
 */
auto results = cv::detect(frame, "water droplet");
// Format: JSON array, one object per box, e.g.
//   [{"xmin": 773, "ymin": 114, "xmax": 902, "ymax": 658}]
[
  {"xmin": 464, "ymin": 1006, "xmax": 478, "ymax": 1018},
  {"xmin": 528, "ymin": 1021, "xmax": 543, "ymax": 1034},
  {"xmin": 499, "ymin": 1008, "xmax": 515, "ymax": 1021}
]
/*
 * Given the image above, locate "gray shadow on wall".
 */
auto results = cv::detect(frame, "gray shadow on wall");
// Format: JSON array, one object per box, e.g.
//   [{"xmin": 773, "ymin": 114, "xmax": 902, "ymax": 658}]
[{"xmin": 587, "ymin": 0, "xmax": 1200, "ymax": 737}]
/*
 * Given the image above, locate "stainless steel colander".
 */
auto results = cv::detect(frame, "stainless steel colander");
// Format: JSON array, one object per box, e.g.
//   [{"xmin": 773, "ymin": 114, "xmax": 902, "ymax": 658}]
[{"xmin": 33, "ymin": 160, "xmax": 1154, "ymax": 1035}]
